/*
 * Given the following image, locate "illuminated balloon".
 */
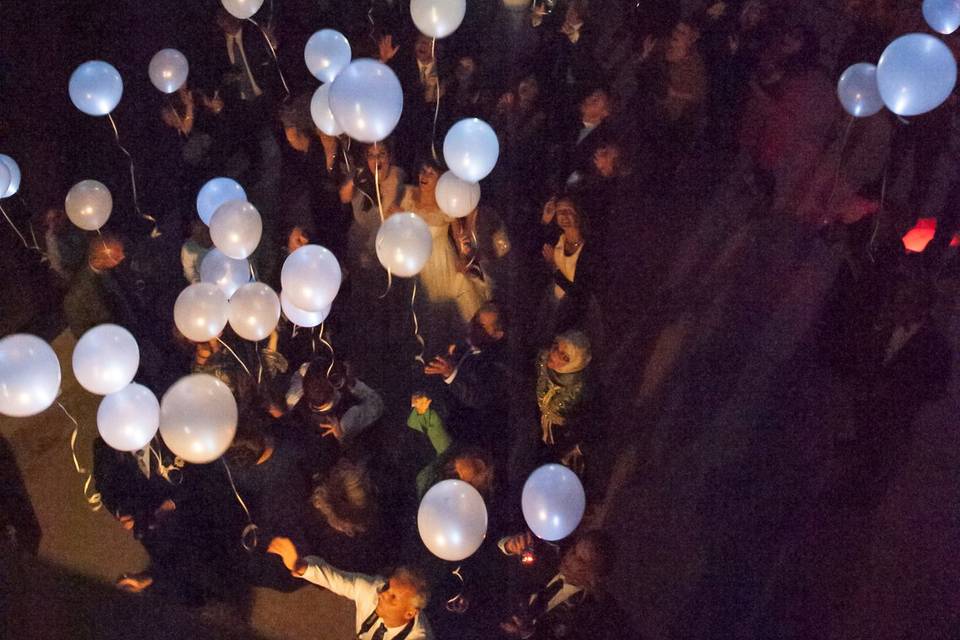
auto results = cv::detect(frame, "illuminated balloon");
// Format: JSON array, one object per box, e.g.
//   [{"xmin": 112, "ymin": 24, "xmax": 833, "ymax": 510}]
[
  {"xmin": 418, "ymin": 479, "xmax": 488, "ymax": 561},
  {"xmin": 65, "ymin": 180, "xmax": 112, "ymax": 231},
  {"xmin": 436, "ymin": 171, "xmax": 480, "ymax": 218},
  {"xmin": 148, "ymin": 48, "xmax": 189, "ymax": 94},
  {"xmin": 200, "ymin": 249, "xmax": 250, "ymax": 299},
  {"xmin": 197, "ymin": 177, "xmax": 247, "ymax": 225},
  {"xmin": 72, "ymin": 324, "xmax": 140, "ymax": 395},
  {"xmin": 0, "ymin": 334, "xmax": 61, "ymax": 418},
  {"xmin": 280, "ymin": 244, "xmax": 342, "ymax": 312},
  {"xmin": 305, "ymin": 29, "xmax": 351, "ymax": 83},
  {"xmin": 521, "ymin": 464, "xmax": 585, "ymax": 541},
  {"xmin": 310, "ymin": 84, "xmax": 343, "ymax": 136},
  {"xmin": 411, "ymin": 0, "xmax": 467, "ymax": 39},
  {"xmin": 159, "ymin": 374, "xmax": 237, "ymax": 464},
  {"xmin": 0, "ymin": 164, "xmax": 9, "ymax": 201},
  {"xmin": 0, "ymin": 155, "xmax": 21, "ymax": 198},
  {"xmin": 97, "ymin": 383, "xmax": 159, "ymax": 452},
  {"xmin": 376, "ymin": 213, "xmax": 433, "ymax": 277},
  {"xmin": 209, "ymin": 200, "xmax": 262, "ymax": 260},
  {"xmin": 876, "ymin": 33, "xmax": 957, "ymax": 116},
  {"xmin": 280, "ymin": 290, "xmax": 329, "ymax": 328},
  {"xmin": 837, "ymin": 63, "xmax": 884, "ymax": 118},
  {"xmin": 923, "ymin": 0, "xmax": 960, "ymax": 35},
  {"xmin": 443, "ymin": 118, "xmax": 500, "ymax": 182},
  {"xmin": 329, "ymin": 59, "xmax": 403, "ymax": 143},
  {"xmin": 228, "ymin": 282, "xmax": 281, "ymax": 341},
  {"xmin": 69, "ymin": 60, "xmax": 123, "ymax": 116},
  {"xmin": 174, "ymin": 283, "xmax": 230, "ymax": 342},
  {"xmin": 221, "ymin": 0, "xmax": 263, "ymax": 20}
]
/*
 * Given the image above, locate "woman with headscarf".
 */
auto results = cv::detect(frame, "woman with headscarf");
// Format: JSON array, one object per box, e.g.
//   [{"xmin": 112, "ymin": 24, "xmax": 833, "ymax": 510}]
[{"xmin": 536, "ymin": 331, "xmax": 592, "ymax": 475}]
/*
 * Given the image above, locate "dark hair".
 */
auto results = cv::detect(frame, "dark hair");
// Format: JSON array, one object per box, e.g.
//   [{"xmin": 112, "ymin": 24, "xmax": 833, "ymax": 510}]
[
  {"xmin": 474, "ymin": 301, "xmax": 505, "ymax": 333},
  {"xmin": 553, "ymin": 193, "xmax": 589, "ymax": 237},
  {"xmin": 415, "ymin": 155, "xmax": 445, "ymax": 176},
  {"xmin": 444, "ymin": 447, "xmax": 495, "ymax": 497},
  {"xmin": 279, "ymin": 93, "xmax": 315, "ymax": 132},
  {"xmin": 224, "ymin": 425, "xmax": 267, "ymax": 469}
]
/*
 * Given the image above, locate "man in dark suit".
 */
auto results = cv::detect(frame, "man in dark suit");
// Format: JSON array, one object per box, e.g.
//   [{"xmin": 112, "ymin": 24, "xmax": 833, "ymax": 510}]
[{"xmin": 551, "ymin": 85, "xmax": 616, "ymax": 193}]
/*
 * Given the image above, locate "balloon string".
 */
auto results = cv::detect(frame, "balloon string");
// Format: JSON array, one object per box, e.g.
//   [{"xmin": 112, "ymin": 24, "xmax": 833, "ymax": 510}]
[
  {"xmin": 148, "ymin": 443, "xmax": 183, "ymax": 485},
  {"xmin": 257, "ymin": 344, "xmax": 264, "ymax": 385},
  {"xmin": 445, "ymin": 564, "xmax": 464, "ymax": 610},
  {"xmin": 867, "ymin": 161, "xmax": 889, "ymax": 263},
  {"xmin": 17, "ymin": 195, "xmax": 46, "ymax": 254},
  {"xmin": 341, "ymin": 143, "xmax": 352, "ymax": 174},
  {"xmin": 216, "ymin": 337, "xmax": 253, "ymax": 377},
  {"xmin": 374, "ymin": 152, "xmax": 395, "ymax": 298},
  {"xmin": 318, "ymin": 322, "xmax": 337, "ymax": 377},
  {"xmin": 430, "ymin": 38, "xmax": 442, "ymax": 163},
  {"xmin": 221, "ymin": 458, "xmax": 259, "ymax": 552},
  {"xmin": 58, "ymin": 402, "xmax": 103, "ymax": 512},
  {"xmin": 825, "ymin": 114, "xmax": 855, "ymax": 213},
  {"xmin": 412, "ymin": 280, "xmax": 426, "ymax": 365},
  {"xmin": 247, "ymin": 18, "xmax": 291, "ymax": 100},
  {"xmin": 367, "ymin": 1, "xmax": 377, "ymax": 49},
  {"xmin": 378, "ymin": 268, "xmax": 393, "ymax": 299},
  {"xmin": 106, "ymin": 113, "xmax": 160, "ymax": 238},
  {"xmin": 0, "ymin": 201, "xmax": 30, "ymax": 249}
]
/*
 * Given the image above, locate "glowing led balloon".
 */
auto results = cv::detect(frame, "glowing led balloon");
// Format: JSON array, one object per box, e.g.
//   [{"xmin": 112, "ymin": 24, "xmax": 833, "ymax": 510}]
[
  {"xmin": 876, "ymin": 33, "xmax": 957, "ymax": 116},
  {"xmin": 923, "ymin": 0, "xmax": 960, "ymax": 35},
  {"xmin": 148, "ymin": 48, "xmax": 189, "ymax": 94},
  {"xmin": 209, "ymin": 200, "xmax": 262, "ymax": 260},
  {"xmin": 280, "ymin": 290, "xmax": 329, "ymax": 328},
  {"xmin": 305, "ymin": 29, "xmax": 351, "ymax": 83},
  {"xmin": 200, "ymin": 249, "xmax": 251, "ymax": 299},
  {"xmin": 418, "ymin": 479, "xmax": 488, "ymax": 561},
  {"xmin": 228, "ymin": 282, "xmax": 281, "ymax": 342},
  {"xmin": 0, "ymin": 334, "xmax": 61, "ymax": 417},
  {"xmin": 837, "ymin": 63, "xmax": 883, "ymax": 118},
  {"xmin": 375, "ymin": 213, "xmax": 433, "ymax": 277},
  {"xmin": 174, "ymin": 283, "xmax": 230, "ymax": 342},
  {"xmin": 65, "ymin": 180, "xmax": 113, "ymax": 231},
  {"xmin": 221, "ymin": 0, "xmax": 263, "ymax": 20},
  {"xmin": 521, "ymin": 464, "xmax": 585, "ymax": 541},
  {"xmin": 443, "ymin": 118, "xmax": 500, "ymax": 182},
  {"xmin": 436, "ymin": 171, "xmax": 481, "ymax": 218},
  {"xmin": 72, "ymin": 324, "xmax": 140, "ymax": 395},
  {"xmin": 328, "ymin": 59, "xmax": 403, "ymax": 143},
  {"xmin": 0, "ymin": 155, "xmax": 21, "ymax": 198},
  {"xmin": 310, "ymin": 84, "xmax": 343, "ymax": 136},
  {"xmin": 197, "ymin": 177, "xmax": 247, "ymax": 225},
  {"xmin": 97, "ymin": 383, "xmax": 160, "ymax": 452},
  {"xmin": 411, "ymin": 0, "xmax": 467, "ymax": 39},
  {"xmin": 159, "ymin": 374, "xmax": 237, "ymax": 464},
  {"xmin": 69, "ymin": 60, "xmax": 123, "ymax": 116},
  {"xmin": 280, "ymin": 244, "xmax": 342, "ymax": 312}
]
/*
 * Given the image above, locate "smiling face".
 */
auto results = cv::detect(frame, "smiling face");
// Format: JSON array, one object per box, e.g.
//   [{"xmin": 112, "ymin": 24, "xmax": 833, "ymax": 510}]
[
  {"xmin": 418, "ymin": 165, "xmax": 440, "ymax": 193},
  {"xmin": 366, "ymin": 145, "xmax": 390, "ymax": 175},
  {"xmin": 554, "ymin": 199, "xmax": 581, "ymax": 232},
  {"xmin": 415, "ymin": 34, "xmax": 434, "ymax": 64}
]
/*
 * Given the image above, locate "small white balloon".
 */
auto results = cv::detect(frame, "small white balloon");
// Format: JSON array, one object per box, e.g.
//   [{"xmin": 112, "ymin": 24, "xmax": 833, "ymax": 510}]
[
  {"xmin": 411, "ymin": 0, "xmax": 467, "ymax": 39},
  {"xmin": 0, "ymin": 334, "xmax": 61, "ymax": 418},
  {"xmin": 305, "ymin": 29, "xmax": 352, "ymax": 83},
  {"xmin": 836, "ymin": 63, "xmax": 884, "ymax": 118},
  {"xmin": 280, "ymin": 290, "xmax": 329, "ymax": 328},
  {"xmin": 417, "ymin": 479, "xmax": 488, "ymax": 561},
  {"xmin": 65, "ymin": 180, "xmax": 113, "ymax": 231},
  {"xmin": 0, "ymin": 155, "xmax": 21, "ymax": 198},
  {"xmin": 280, "ymin": 244, "xmax": 342, "ymax": 312},
  {"xmin": 159, "ymin": 374, "xmax": 237, "ymax": 464},
  {"xmin": 72, "ymin": 324, "xmax": 140, "ymax": 395},
  {"xmin": 521, "ymin": 464, "xmax": 586, "ymax": 541},
  {"xmin": 229, "ymin": 282, "xmax": 281, "ymax": 341},
  {"xmin": 97, "ymin": 383, "xmax": 160, "ymax": 452},
  {"xmin": 197, "ymin": 177, "xmax": 247, "ymax": 225},
  {"xmin": 876, "ymin": 33, "xmax": 957, "ymax": 117},
  {"xmin": 329, "ymin": 58, "xmax": 404, "ymax": 143},
  {"xmin": 174, "ymin": 283, "xmax": 230, "ymax": 342},
  {"xmin": 221, "ymin": 0, "xmax": 264, "ymax": 20},
  {"xmin": 0, "ymin": 164, "xmax": 9, "ymax": 201},
  {"xmin": 200, "ymin": 249, "xmax": 251, "ymax": 299},
  {"xmin": 443, "ymin": 118, "xmax": 500, "ymax": 182},
  {"xmin": 148, "ymin": 48, "xmax": 189, "ymax": 94},
  {"xmin": 376, "ymin": 213, "xmax": 433, "ymax": 277},
  {"xmin": 436, "ymin": 171, "xmax": 481, "ymax": 218},
  {"xmin": 210, "ymin": 200, "xmax": 262, "ymax": 260},
  {"xmin": 69, "ymin": 60, "xmax": 123, "ymax": 116},
  {"xmin": 923, "ymin": 0, "xmax": 960, "ymax": 35},
  {"xmin": 310, "ymin": 84, "xmax": 343, "ymax": 136}
]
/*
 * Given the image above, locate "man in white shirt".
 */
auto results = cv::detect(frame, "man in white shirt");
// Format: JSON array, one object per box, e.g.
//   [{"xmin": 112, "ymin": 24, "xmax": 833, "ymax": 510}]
[{"xmin": 267, "ymin": 537, "xmax": 433, "ymax": 640}]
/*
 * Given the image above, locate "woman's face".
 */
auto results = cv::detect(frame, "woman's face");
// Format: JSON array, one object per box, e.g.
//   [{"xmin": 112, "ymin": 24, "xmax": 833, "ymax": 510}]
[
  {"xmin": 287, "ymin": 226, "xmax": 309, "ymax": 253},
  {"xmin": 555, "ymin": 200, "xmax": 580, "ymax": 231},
  {"xmin": 593, "ymin": 145, "xmax": 619, "ymax": 177},
  {"xmin": 366, "ymin": 146, "xmax": 391, "ymax": 175},
  {"xmin": 419, "ymin": 165, "xmax": 440, "ymax": 192},
  {"xmin": 547, "ymin": 340, "xmax": 573, "ymax": 371}
]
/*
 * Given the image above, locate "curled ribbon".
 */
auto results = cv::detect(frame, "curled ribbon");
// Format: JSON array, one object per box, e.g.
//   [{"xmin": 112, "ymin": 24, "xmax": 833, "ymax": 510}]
[
  {"xmin": 58, "ymin": 402, "xmax": 102, "ymax": 512},
  {"xmin": 106, "ymin": 113, "xmax": 160, "ymax": 237},
  {"xmin": 221, "ymin": 458, "xmax": 260, "ymax": 552}
]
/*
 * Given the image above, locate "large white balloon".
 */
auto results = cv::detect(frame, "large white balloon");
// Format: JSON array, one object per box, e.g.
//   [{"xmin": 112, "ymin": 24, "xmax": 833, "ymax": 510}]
[
  {"xmin": 443, "ymin": 118, "xmax": 500, "ymax": 182},
  {"xmin": 72, "ymin": 324, "xmax": 140, "ymax": 395},
  {"xmin": 0, "ymin": 164, "xmax": 9, "ymax": 201},
  {"xmin": 200, "ymin": 248, "xmax": 251, "ymax": 299},
  {"xmin": 97, "ymin": 383, "xmax": 159, "ymax": 452},
  {"xmin": 69, "ymin": 60, "xmax": 123, "ymax": 116},
  {"xmin": 417, "ymin": 479, "xmax": 488, "ymax": 561},
  {"xmin": 876, "ymin": 33, "xmax": 957, "ymax": 117},
  {"xmin": 376, "ymin": 213, "xmax": 433, "ymax": 277},
  {"xmin": 174, "ymin": 283, "xmax": 230, "ymax": 342},
  {"xmin": 280, "ymin": 244, "xmax": 342, "ymax": 312},
  {"xmin": 435, "ymin": 171, "xmax": 481, "ymax": 218},
  {"xmin": 65, "ymin": 180, "xmax": 113, "ymax": 231},
  {"xmin": 0, "ymin": 334, "xmax": 61, "ymax": 418},
  {"xmin": 159, "ymin": 374, "xmax": 237, "ymax": 464},
  {"xmin": 521, "ymin": 464, "xmax": 585, "ymax": 541},
  {"xmin": 221, "ymin": 0, "xmax": 263, "ymax": 19},
  {"xmin": 229, "ymin": 282, "xmax": 281, "ymax": 341},
  {"xmin": 148, "ymin": 48, "xmax": 189, "ymax": 94},
  {"xmin": 197, "ymin": 177, "xmax": 247, "ymax": 225},
  {"xmin": 837, "ymin": 63, "xmax": 884, "ymax": 118},
  {"xmin": 329, "ymin": 59, "xmax": 404, "ymax": 143},
  {"xmin": 280, "ymin": 290, "xmax": 329, "ymax": 328},
  {"xmin": 0, "ymin": 154, "xmax": 21, "ymax": 198},
  {"xmin": 923, "ymin": 0, "xmax": 960, "ymax": 35},
  {"xmin": 210, "ymin": 200, "xmax": 262, "ymax": 260},
  {"xmin": 305, "ymin": 29, "xmax": 352, "ymax": 83},
  {"xmin": 411, "ymin": 0, "xmax": 467, "ymax": 39},
  {"xmin": 310, "ymin": 84, "xmax": 343, "ymax": 136}
]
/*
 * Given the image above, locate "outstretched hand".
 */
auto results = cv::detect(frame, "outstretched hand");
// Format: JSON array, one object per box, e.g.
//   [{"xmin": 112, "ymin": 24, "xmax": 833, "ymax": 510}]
[
  {"xmin": 267, "ymin": 536, "xmax": 305, "ymax": 575},
  {"xmin": 378, "ymin": 35, "xmax": 400, "ymax": 63}
]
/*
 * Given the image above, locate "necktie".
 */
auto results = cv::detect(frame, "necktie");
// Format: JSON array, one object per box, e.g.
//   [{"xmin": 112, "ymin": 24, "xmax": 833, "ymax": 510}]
[{"xmin": 370, "ymin": 623, "xmax": 387, "ymax": 640}]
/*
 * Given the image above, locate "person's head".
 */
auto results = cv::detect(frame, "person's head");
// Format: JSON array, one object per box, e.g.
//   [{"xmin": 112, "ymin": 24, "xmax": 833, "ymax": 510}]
[
  {"xmin": 311, "ymin": 458, "xmax": 376, "ymax": 536},
  {"xmin": 454, "ymin": 56, "xmax": 476, "ymax": 83},
  {"xmin": 188, "ymin": 219, "xmax": 212, "ymax": 246},
  {"xmin": 376, "ymin": 567, "xmax": 430, "ymax": 626},
  {"xmin": 592, "ymin": 141, "xmax": 628, "ymax": 178},
  {"xmin": 740, "ymin": 0, "xmax": 769, "ymax": 31},
  {"xmin": 286, "ymin": 225, "xmax": 310, "ymax": 253},
  {"xmin": 195, "ymin": 339, "xmax": 221, "ymax": 366},
  {"xmin": 666, "ymin": 21, "xmax": 701, "ymax": 62},
  {"xmin": 554, "ymin": 196, "xmax": 585, "ymax": 236},
  {"xmin": 580, "ymin": 87, "xmax": 611, "ymax": 125},
  {"xmin": 303, "ymin": 365, "xmax": 339, "ymax": 413},
  {"xmin": 215, "ymin": 7, "xmax": 242, "ymax": 35},
  {"xmin": 565, "ymin": 0, "xmax": 589, "ymax": 24},
  {"xmin": 280, "ymin": 94, "xmax": 316, "ymax": 154},
  {"xmin": 559, "ymin": 530, "xmax": 615, "ymax": 591},
  {"xmin": 547, "ymin": 330, "xmax": 592, "ymax": 374},
  {"xmin": 364, "ymin": 141, "xmax": 392, "ymax": 175},
  {"xmin": 224, "ymin": 425, "xmax": 268, "ymax": 469},
  {"xmin": 468, "ymin": 302, "xmax": 506, "ymax": 347},
  {"xmin": 88, "ymin": 234, "xmax": 125, "ymax": 271},
  {"xmin": 416, "ymin": 157, "xmax": 443, "ymax": 194},
  {"xmin": 415, "ymin": 34, "xmax": 434, "ymax": 64},
  {"xmin": 451, "ymin": 448, "xmax": 494, "ymax": 496},
  {"xmin": 517, "ymin": 74, "xmax": 540, "ymax": 105},
  {"xmin": 410, "ymin": 390, "xmax": 432, "ymax": 415}
]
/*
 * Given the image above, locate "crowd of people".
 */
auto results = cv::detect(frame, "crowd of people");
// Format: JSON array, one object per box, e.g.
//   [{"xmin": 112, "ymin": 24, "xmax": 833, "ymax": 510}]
[{"xmin": 8, "ymin": 0, "xmax": 959, "ymax": 638}]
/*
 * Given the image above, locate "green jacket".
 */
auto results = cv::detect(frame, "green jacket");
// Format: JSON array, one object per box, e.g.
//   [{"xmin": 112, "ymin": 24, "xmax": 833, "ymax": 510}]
[{"xmin": 406, "ymin": 408, "xmax": 451, "ymax": 455}]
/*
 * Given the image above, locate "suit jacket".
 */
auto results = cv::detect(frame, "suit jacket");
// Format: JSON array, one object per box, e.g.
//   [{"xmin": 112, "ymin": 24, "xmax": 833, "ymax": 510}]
[
  {"xmin": 553, "ymin": 118, "xmax": 615, "ymax": 192},
  {"xmin": 439, "ymin": 340, "xmax": 511, "ymax": 455}
]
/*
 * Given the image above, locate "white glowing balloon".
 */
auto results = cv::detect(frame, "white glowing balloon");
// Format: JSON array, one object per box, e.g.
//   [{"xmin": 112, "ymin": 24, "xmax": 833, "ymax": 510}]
[
  {"xmin": 280, "ymin": 244, "xmax": 342, "ymax": 312},
  {"xmin": 69, "ymin": 60, "xmax": 123, "ymax": 116},
  {"xmin": 148, "ymin": 48, "xmax": 189, "ymax": 94},
  {"xmin": 159, "ymin": 374, "xmax": 237, "ymax": 464},
  {"xmin": 418, "ymin": 479, "xmax": 488, "ymax": 561},
  {"xmin": 197, "ymin": 177, "xmax": 247, "ymax": 225},
  {"xmin": 0, "ymin": 164, "xmax": 9, "ymax": 201},
  {"xmin": 65, "ymin": 180, "xmax": 112, "ymax": 231},
  {"xmin": 0, "ymin": 334, "xmax": 61, "ymax": 418},
  {"xmin": 174, "ymin": 283, "xmax": 230, "ymax": 342},
  {"xmin": 280, "ymin": 290, "xmax": 329, "ymax": 328},
  {"xmin": 210, "ymin": 199, "xmax": 262, "ymax": 260},
  {"xmin": 435, "ymin": 171, "xmax": 480, "ymax": 218},
  {"xmin": 329, "ymin": 58, "xmax": 404, "ymax": 143},
  {"xmin": 923, "ymin": 0, "xmax": 960, "ymax": 35},
  {"xmin": 837, "ymin": 63, "xmax": 884, "ymax": 118},
  {"xmin": 443, "ymin": 118, "xmax": 500, "ymax": 182},
  {"xmin": 521, "ymin": 464, "xmax": 585, "ymax": 541},
  {"xmin": 376, "ymin": 213, "xmax": 433, "ymax": 277},
  {"xmin": 0, "ymin": 155, "xmax": 21, "ymax": 198},
  {"xmin": 411, "ymin": 0, "xmax": 467, "ymax": 39},
  {"xmin": 200, "ymin": 249, "xmax": 251, "ymax": 299},
  {"xmin": 305, "ymin": 29, "xmax": 352, "ymax": 83},
  {"xmin": 97, "ymin": 383, "xmax": 159, "ymax": 452},
  {"xmin": 72, "ymin": 324, "xmax": 140, "ymax": 395},
  {"xmin": 310, "ymin": 84, "xmax": 343, "ymax": 136},
  {"xmin": 876, "ymin": 33, "xmax": 957, "ymax": 117},
  {"xmin": 229, "ymin": 282, "xmax": 281, "ymax": 341},
  {"xmin": 221, "ymin": 0, "xmax": 264, "ymax": 20}
]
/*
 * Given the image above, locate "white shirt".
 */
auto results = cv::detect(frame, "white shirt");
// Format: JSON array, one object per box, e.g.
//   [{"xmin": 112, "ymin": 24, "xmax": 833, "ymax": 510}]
[
  {"xmin": 225, "ymin": 31, "xmax": 263, "ymax": 98},
  {"xmin": 298, "ymin": 557, "xmax": 432, "ymax": 640},
  {"xmin": 553, "ymin": 238, "xmax": 583, "ymax": 299}
]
